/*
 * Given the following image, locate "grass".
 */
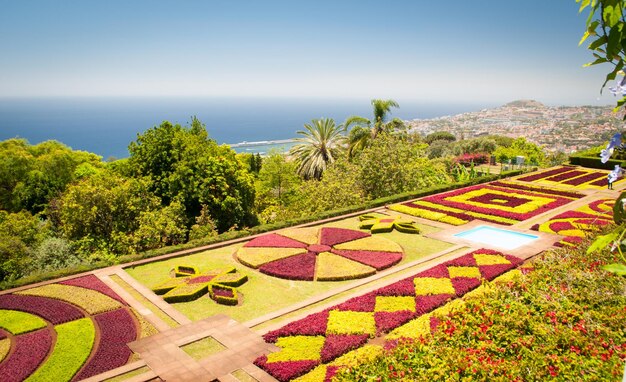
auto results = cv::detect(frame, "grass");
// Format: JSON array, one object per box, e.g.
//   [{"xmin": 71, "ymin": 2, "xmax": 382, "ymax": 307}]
[
  {"xmin": 181, "ymin": 336, "xmax": 226, "ymax": 360},
  {"xmin": 231, "ymin": 369, "xmax": 259, "ymax": 382},
  {"xmin": 26, "ymin": 318, "xmax": 95, "ymax": 382},
  {"xmin": 125, "ymin": 216, "xmax": 454, "ymax": 323},
  {"xmin": 103, "ymin": 366, "xmax": 151, "ymax": 382},
  {"xmin": 109, "ymin": 274, "xmax": 180, "ymax": 328}
]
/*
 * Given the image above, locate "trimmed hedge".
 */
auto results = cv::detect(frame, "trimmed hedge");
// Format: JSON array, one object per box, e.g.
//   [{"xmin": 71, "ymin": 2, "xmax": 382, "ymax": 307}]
[
  {"xmin": 0, "ymin": 170, "xmax": 524, "ymax": 291},
  {"xmin": 569, "ymin": 155, "xmax": 625, "ymax": 169}
]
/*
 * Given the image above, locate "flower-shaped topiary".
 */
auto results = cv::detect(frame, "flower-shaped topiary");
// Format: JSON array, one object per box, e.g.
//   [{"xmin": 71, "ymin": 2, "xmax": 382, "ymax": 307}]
[
  {"xmin": 152, "ymin": 266, "xmax": 248, "ymax": 305},
  {"xmin": 236, "ymin": 227, "xmax": 404, "ymax": 281},
  {"xmin": 358, "ymin": 213, "xmax": 420, "ymax": 234}
]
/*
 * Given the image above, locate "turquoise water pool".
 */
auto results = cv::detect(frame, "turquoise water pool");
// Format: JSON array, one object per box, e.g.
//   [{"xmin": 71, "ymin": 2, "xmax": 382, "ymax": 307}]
[{"xmin": 454, "ymin": 225, "xmax": 538, "ymax": 250}]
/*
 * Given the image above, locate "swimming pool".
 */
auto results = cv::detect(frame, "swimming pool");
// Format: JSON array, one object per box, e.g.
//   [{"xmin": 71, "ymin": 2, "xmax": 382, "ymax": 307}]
[{"xmin": 453, "ymin": 225, "xmax": 539, "ymax": 250}]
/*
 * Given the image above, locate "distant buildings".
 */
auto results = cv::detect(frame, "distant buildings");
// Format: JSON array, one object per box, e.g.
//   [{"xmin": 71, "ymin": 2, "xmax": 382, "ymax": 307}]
[{"xmin": 405, "ymin": 100, "xmax": 622, "ymax": 153}]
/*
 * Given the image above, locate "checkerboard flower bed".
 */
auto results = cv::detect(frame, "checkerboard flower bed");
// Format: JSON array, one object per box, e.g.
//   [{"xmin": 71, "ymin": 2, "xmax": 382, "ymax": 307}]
[
  {"xmin": 517, "ymin": 166, "xmax": 622, "ymax": 189},
  {"xmin": 237, "ymin": 227, "xmax": 403, "ymax": 281},
  {"xmin": 0, "ymin": 275, "xmax": 152, "ymax": 381},
  {"xmin": 255, "ymin": 249, "xmax": 522, "ymax": 381},
  {"xmin": 531, "ymin": 198, "xmax": 614, "ymax": 247},
  {"xmin": 389, "ymin": 182, "xmax": 582, "ymax": 226}
]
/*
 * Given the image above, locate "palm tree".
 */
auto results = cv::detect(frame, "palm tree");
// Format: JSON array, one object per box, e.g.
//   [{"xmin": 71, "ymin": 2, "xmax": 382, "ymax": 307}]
[
  {"xmin": 289, "ymin": 118, "xmax": 346, "ymax": 180},
  {"xmin": 344, "ymin": 99, "xmax": 403, "ymax": 158}
]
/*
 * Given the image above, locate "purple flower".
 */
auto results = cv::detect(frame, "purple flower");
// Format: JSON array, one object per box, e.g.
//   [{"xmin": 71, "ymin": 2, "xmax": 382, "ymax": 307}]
[
  {"xmin": 601, "ymin": 133, "xmax": 621, "ymax": 163},
  {"xmin": 609, "ymin": 76, "xmax": 626, "ymax": 96}
]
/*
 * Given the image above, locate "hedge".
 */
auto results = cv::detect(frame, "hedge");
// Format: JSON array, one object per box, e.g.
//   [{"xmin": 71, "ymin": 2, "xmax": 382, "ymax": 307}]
[
  {"xmin": 0, "ymin": 170, "xmax": 524, "ymax": 291},
  {"xmin": 569, "ymin": 155, "xmax": 625, "ymax": 169}
]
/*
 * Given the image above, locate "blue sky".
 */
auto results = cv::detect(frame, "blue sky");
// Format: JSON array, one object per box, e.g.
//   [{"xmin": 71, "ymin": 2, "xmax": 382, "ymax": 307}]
[{"xmin": 0, "ymin": 0, "xmax": 616, "ymax": 105}]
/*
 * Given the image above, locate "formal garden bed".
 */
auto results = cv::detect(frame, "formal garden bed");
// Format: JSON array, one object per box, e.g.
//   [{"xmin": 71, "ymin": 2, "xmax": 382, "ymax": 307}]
[
  {"xmin": 0, "ymin": 275, "xmax": 156, "ymax": 381},
  {"xmin": 254, "ymin": 249, "xmax": 523, "ymax": 381},
  {"xmin": 531, "ymin": 198, "xmax": 614, "ymax": 247},
  {"xmin": 516, "ymin": 165, "xmax": 622, "ymax": 189},
  {"xmin": 389, "ymin": 181, "xmax": 583, "ymax": 226},
  {"xmin": 126, "ymin": 216, "xmax": 453, "ymax": 322}
]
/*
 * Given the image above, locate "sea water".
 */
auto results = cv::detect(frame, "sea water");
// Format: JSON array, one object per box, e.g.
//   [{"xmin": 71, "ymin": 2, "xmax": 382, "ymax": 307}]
[{"xmin": 0, "ymin": 97, "xmax": 492, "ymax": 159}]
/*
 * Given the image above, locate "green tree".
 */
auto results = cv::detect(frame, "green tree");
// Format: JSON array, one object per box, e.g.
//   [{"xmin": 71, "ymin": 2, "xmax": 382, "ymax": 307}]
[
  {"xmin": 255, "ymin": 151, "xmax": 301, "ymax": 224},
  {"xmin": 133, "ymin": 200, "xmax": 188, "ymax": 251},
  {"xmin": 354, "ymin": 134, "xmax": 451, "ymax": 199},
  {"xmin": 0, "ymin": 210, "xmax": 49, "ymax": 281},
  {"xmin": 424, "ymin": 131, "xmax": 456, "ymax": 145},
  {"xmin": 289, "ymin": 118, "xmax": 346, "ymax": 180},
  {"xmin": 344, "ymin": 99, "xmax": 403, "ymax": 157},
  {"xmin": 493, "ymin": 137, "xmax": 545, "ymax": 165},
  {"xmin": 129, "ymin": 118, "xmax": 257, "ymax": 231}
]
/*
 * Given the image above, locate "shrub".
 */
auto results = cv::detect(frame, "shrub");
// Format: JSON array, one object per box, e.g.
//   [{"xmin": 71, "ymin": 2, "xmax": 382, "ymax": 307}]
[{"xmin": 454, "ymin": 152, "xmax": 489, "ymax": 166}]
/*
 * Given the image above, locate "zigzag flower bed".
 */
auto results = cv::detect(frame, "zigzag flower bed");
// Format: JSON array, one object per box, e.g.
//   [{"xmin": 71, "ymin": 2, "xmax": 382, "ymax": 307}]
[
  {"xmin": 236, "ymin": 227, "xmax": 404, "ymax": 281},
  {"xmin": 0, "ymin": 275, "xmax": 155, "ymax": 381},
  {"xmin": 517, "ymin": 165, "xmax": 621, "ymax": 189},
  {"xmin": 254, "ymin": 249, "xmax": 522, "ymax": 381},
  {"xmin": 531, "ymin": 198, "xmax": 614, "ymax": 247},
  {"xmin": 389, "ymin": 181, "xmax": 583, "ymax": 226}
]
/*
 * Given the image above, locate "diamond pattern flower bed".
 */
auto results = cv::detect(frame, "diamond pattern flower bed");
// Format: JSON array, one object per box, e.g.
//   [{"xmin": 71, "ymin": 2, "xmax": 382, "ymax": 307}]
[
  {"xmin": 531, "ymin": 198, "xmax": 614, "ymax": 247},
  {"xmin": 517, "ymin": 166, "xmax": 622, "ymax": 189},
  {"xmin": 389, "ymin": 181, "xmax": 583, "ymax": 226},
  {"xmin": 237, "ymin": 227, "xmax": 404, "ymax": 281},
  {"xmin": 0, "ymin": 275, "xmax": 151, "ymax": 381},
  {"xmin": 255, "ymin": 249, "xmax": 522, "ymax": 381}
]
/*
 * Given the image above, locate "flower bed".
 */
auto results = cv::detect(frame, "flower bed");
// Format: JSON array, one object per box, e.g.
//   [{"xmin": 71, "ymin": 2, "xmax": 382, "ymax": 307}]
[
  {"xmin": 255, "ymin": 249, "xmax": 522, "ymax": 381},
  {"xmin": 516, "ymin": 165, "xmax": 622, "ymax": 189},
  {"xmin": 153, "ymin": 267, "xmax": 249, "ymax": 304},
  {"xmin": 17, "ymin": 283, "xmax": 122, "ymax": 315},
  {"xmin": 0, "ymin": 294, "xmax": 84, "ymax": 325},
  {"xmin": 336, "ymin": 242, "xmax": 626, "ymax": 381},
  {"xmin": 0, "ymin": 310, "xmax": 47, "ymax": 335},
  {"xmin": 389, "ymin": 182, "xmax": 581, "ymax": 226},
  {"xmin": 0, "ymin": 329, "xmax": 52, "ymax": 382},
  {"xmin": 358, "ymin": 214, "xmax": 420, "ymax": 234},
  {"xmin": 236, "ymin": 227, "xmax": 404, "ymax": 281},
  {"xmin": 73, "ymin": 308, "xmax": 137, "ymax": 380},
  {"xmin": 531, "ymin": 198, "xmax": 614, "ymax": 247},
  {"xmin": 0, "ymin": 275, "xmax": 156, "ymax": 381}
]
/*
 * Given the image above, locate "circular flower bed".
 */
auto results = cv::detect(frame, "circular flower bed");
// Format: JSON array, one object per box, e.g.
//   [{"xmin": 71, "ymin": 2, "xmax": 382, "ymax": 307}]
[{"xmin": 236, "ymin": 227, "xmax": 404, "ymax": 281}]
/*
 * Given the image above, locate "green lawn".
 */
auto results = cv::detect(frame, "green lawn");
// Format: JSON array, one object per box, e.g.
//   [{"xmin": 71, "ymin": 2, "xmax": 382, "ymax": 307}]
[{"xmin": 125, "ymin": 214, "xmax": 454, "ymax": 322}]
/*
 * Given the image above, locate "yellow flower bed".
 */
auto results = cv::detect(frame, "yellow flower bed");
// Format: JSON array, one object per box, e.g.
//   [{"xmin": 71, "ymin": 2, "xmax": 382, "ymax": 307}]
[
  {"xmin": 17, "ymin": 284, "xmax": 122, "ymax": 315},
  {"xmin": 414, "ymin": 277, "xmax": 456, "ymax": 296},
  {"xmin": 326, "ymin": 311, "xmax": 376, "ymax": 337},
  {"xmin": 267, "ymin": 336, "xmax": 325, "ymax": 363}
]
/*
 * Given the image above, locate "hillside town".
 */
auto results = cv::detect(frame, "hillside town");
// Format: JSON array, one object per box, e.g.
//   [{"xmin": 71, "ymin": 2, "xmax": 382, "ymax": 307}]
[{"xmin": 405, "ymin": 100, "xmax": 623, "ymax": 153}]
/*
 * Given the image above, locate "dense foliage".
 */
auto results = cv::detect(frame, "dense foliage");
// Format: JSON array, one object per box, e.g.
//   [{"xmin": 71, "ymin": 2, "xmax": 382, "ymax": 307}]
[
  {"xmin": 0, "ymin": 99, "xmax": 537, "ymax": 283},
  {"xmin": 336, "ymin": 241, "xmax": 626, "ymax": 381}
]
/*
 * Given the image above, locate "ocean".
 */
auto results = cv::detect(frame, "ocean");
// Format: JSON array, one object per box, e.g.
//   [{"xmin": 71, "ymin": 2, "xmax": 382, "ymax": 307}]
[{"xmin": 0, "ymin": 97, "xmax": 494, "ymax": 159}]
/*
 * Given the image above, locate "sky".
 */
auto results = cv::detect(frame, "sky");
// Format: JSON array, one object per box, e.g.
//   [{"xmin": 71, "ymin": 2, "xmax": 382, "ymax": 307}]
[{"xmin": 0, "ymin": 0, "xmax": 618, "ymax": 105}]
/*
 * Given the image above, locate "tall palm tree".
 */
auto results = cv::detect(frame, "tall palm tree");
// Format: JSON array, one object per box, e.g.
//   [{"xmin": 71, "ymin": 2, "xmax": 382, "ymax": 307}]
[
  {"xmin": 289, "ymin": 118, "xmax": 346, "ymax": 180},
  {"xmin": 344, "ymin": 99, "xmax": 402, "ymax": 158}
]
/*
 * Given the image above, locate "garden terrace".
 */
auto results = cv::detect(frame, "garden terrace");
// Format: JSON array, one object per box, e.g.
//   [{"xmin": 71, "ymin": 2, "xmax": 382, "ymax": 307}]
[{"xmin": 0, "ymin": 165, "xmax": 622, "ymax": 381}]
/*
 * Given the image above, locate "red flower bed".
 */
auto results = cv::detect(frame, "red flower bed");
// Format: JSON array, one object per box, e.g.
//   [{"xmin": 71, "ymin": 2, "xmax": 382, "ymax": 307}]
[
  {"xmin": 187, "ymin": 275, "xmax": 216, "ymax": 284},
  {"xmin": 331, "ymin": 250, "xmax": 402, "ymax": 270},
  {"xmin": 489, "ymin": 181, "xmax": 584, "ymax": 198},
  {"xmin": 320, "ymin": 334, "xmax": 369, "ymax": 363},
  {"xmin": 374, "ymin": 311, "xmax": 417, "ymax": 335},
  {"xmin": 0, "ymin": 329, "xmax": 7, "ymax": 340},
  {"xmin": 376, "ymin": 278, "xmax": 416, "ymax": 296},
  {"xmin": 0, "ymin": 294, "xmax": 84, "ymax": 325},
  {"xmin": 259, "ymin": 252, "xmax": 316, "ymax": 281},
  {"xmin": 0, "ymin": 329, "xmax": 52, "ymax": 382},
  {"xmin": 451, "ymin": 277, "xmax": 482, "ymax": 296},
  {"xmin": 59, "ymin": 275, "xmax": 127, "ymax": 305},
  {"xmin": 517, "ymin": 166, "xmax": 574, "ymax": 182},
  {"xmin": 561, "ymin": 172, "xmax": 605, "ymax": 186},
  {"xmin": 335, "ymin": 292, "xmax": 377, "ymax": 312},
  {"xmin": 455, "ymin": 153, "xmax": 489, "ymax": 166},
  {"xmin": 467, "ymin": 193, "xmax": 531, "ymax": 208},
  {"xmin": 212, "ymin": 286, "xmax": 235, "ymax": 298},
  {"xmin": 73, "ymin": 308, "xmax": 137, "ymax": 381},
  {"xmin": 263, "ymin": 311, "xmax": 330, "ymax": 343},
  {"xmin": 319, "ymin": 228, "xmax": 369, "ymax": 247},
  {"xmin": 416, "ymin": 264, "xmax": 450, "ymax": 278},
  {"xmin": 254, "ymin": 357, "xmax": 319, "ymax": 382},
  {"xmin": 590, "ymin": 177, "xmax": 608, "ymax": 187},
  {"xmin": 245, "ymin": 233, "xmax": 308, "ymax": 248},
  {"xmin": 544, "ymin": 170, "xmax": 587, "ymax": 182},
  {"xmin": 414, "ymin": 294, "xmax": 454, "ymax": 315}
]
